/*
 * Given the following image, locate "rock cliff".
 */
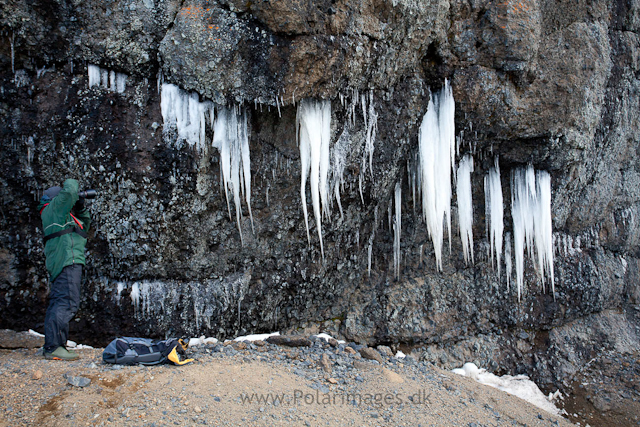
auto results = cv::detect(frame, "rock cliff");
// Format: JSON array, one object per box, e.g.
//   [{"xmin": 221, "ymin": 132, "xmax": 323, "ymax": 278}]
[{"xmin": 1, "ymin": 0, "xmax": 639, "ymax": 391}]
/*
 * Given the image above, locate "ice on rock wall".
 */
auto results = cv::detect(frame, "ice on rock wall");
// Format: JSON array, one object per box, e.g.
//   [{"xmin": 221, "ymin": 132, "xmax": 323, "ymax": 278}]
[
  {"xmin": 130, "ymin": 282, "xmax": 140, "ymax": 311},
  {"xmin": 485, "ymin": 157, "xmax": 504, "ymax": 275},
  {"xmin": 88, "ymin": 64, "xmax": 127, "ymax": 93},
  {"xmin": 456, "ymin": 155, "xmax": 474, "ymax": 265},
  {"xmin": 161, "ymin": 83, "xmax": 213, "ymax": 152},
  {"xmin": 362, "ymin": 90, "xmax": 378, "ymax": 178},
  {"xmin": 160, "ymin": 83, "xmax": 253, "ymax": 241},
  {"xmin": 297, "ymin": 98, "xmax": 331, "ymax": 259},
  {"xmin": 511, "ymin": 165, "xmax": 554, "ymax": 300},
  {"xmin": 332, "ymin": 128, "xmax": 351, "ymax": 220},
  {"xmin": 393, "ymin": 182, "xmax": 402, "ymax": 279},
  {"xmin": 418, "ymin": 79, "xmax": 456, "ymax": 270},
  {"xmin": 505, "ymin": 231, "xmax": 513, "ymax": 291},
  {"xmin": 213, "ymin": 106, "xmax": 254, "ymax": 241}
]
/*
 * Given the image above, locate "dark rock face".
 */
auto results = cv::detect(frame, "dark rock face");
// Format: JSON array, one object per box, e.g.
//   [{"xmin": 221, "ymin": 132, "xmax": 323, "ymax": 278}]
[{"xmin": 1, "ymin": 0, "xmax": 639, "ymax": 390}]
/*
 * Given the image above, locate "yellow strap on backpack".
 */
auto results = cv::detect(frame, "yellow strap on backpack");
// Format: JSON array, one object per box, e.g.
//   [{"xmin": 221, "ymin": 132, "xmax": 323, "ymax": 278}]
[{"xmin": 167, "ymin": 347, "xmax": 194, "ymax": 366}]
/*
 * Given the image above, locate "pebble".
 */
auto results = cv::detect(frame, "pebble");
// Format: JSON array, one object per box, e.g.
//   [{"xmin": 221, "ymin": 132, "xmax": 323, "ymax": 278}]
[
  {"xmin": 64, "ymin": 374, "xmax": 91, "ymax": 387},
  {"xmin": 344, "ymin": 346, "xmax": 356, "ymax": 355},
  {"xmin": 32, "ymin": 370, "xmax": 43, "ymax": 380}
]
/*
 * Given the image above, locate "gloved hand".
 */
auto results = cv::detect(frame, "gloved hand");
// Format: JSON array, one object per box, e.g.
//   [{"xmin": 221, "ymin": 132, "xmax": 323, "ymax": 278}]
[{"xmin": 73, "ymin": 197, "xmax": 85, "ymax": 212}]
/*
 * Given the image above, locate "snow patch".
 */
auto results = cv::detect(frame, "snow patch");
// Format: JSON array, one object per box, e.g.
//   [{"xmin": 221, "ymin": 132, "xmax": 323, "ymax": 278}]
[
  {"xmin": 452, "ymin": 362, "xmax": 562, "ymax": 415},
  {"xmin": 234, "ymin": 332, "xmax": 280, "ymax": 342},
  {"xmin": 188, "ymin": 336, "xmax": 218, "ymax": 347},
  {"xmin": 312, "ymin": 333, "xmax": 346, "ymax": 344}
]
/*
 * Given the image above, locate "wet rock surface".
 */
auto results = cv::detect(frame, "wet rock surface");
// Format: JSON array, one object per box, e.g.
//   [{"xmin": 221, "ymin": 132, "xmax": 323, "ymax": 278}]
[{"xmin": 0, "ymin": 0, "xmax": 639, "ymax": 411}]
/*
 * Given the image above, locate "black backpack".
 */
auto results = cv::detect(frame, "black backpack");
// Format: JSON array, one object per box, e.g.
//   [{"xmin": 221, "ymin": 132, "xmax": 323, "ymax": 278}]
[{"xmin": 102, "ymin": 337, "xmax": 192, "ymax": 365}]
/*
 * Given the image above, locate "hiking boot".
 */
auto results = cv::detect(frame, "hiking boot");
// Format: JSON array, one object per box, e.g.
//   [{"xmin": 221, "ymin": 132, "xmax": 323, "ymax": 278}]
[{"xmin": 44, "ymin": 346, "xmax": 79, "ymax": 361}]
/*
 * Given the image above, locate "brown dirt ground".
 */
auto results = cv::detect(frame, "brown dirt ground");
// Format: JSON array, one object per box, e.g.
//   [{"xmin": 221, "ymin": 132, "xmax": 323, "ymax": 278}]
[{"xmin": 0, "ymin": 347, "xmax": 575, "ymax": 427}]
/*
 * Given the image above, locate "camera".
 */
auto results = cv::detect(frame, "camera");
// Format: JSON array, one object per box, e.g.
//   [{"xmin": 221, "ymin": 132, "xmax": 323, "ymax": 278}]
[{"xmin": 78, "ymin": 189, "xmax": 97, "ymax": 199}]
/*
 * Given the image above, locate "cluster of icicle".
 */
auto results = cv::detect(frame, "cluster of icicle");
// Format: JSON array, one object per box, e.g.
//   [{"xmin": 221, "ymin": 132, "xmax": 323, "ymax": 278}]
[
  {"xmin": 414, "ymin": 80, "xmax": 554, "ymax": 298},
  {"xmin": 160, "ymin": 83, "xmax": 253, "ymax": 242},
  {"xmin": 297, "ymin": 91, "xmax": 379, "ymax": 260},
  {"xmin": 511, "ymin": 166, "xmax": 554, "ymax": 300},
  {"xmin": 88, "ymin": 64, "xmax": 127, "ymax": 93},
  {"xmin": 417, "ymin": 79, "xmax": 456, "ymax": 270}
]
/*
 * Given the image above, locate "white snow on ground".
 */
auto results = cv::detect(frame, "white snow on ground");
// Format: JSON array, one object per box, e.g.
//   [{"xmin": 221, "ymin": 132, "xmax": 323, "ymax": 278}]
[
  {"xmin": 311, "ymin": 333, "xmax": 346, "ymax": 344},
  {"xmin": 395, "ymin": 350, "xmax": 406, "ymax": 359},
  {"xmin": 233, "ymin": 332, "xmax": 280, "ymax": 342},
  {"xmin": 452, "ymin": 362, "xmax": 562, "ymax": 415},
  {"xmin": 66, "ymin": 340, "xmax": 94, "ymax": 349},
  {"xmin": 28, "ymin": 329, "xmax": 44, "ymax": 338},
  {"xmin": 187, "ymin": 336, "xmax": 219, "ymax": 347}
]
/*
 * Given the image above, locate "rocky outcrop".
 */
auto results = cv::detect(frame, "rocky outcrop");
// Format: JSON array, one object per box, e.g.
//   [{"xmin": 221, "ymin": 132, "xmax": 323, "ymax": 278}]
[{"xmin": 1, "ymin": 0, "xmax": 639, "ymax": 391}]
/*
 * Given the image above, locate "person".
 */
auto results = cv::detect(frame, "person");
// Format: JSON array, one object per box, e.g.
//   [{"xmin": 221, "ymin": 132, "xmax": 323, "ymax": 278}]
[{"xmin": 38, "ymin": 179, "xmax": 91, "ymax": 360}]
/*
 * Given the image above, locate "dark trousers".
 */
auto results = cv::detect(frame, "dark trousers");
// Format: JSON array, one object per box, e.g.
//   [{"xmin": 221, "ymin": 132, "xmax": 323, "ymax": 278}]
[{"xmin": 44, "ymin": 264, "xmax": 82, "ymax": 353}]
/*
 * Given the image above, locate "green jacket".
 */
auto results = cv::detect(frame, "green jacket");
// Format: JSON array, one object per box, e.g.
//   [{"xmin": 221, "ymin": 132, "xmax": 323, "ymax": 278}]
[{"xmin": 38, "ymin": 179, "xmax": 91, "ymax": 281}]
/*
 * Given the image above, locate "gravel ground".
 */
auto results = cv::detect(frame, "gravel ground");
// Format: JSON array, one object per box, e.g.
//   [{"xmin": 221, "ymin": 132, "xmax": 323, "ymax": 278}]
[
  {"xmin": 561, "ymin": 350, "xmax": 640, "ymax": 427},
  {"xmin": 0, "ymin": 338, "xmax": 573, "ymax": 427}
]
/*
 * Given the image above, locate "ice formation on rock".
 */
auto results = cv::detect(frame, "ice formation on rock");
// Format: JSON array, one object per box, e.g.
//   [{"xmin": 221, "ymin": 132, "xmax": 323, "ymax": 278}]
[
  {"xmin": 485, "ymin": 157, "xmax": 504, "ymax": 275},
  {"xmin": 213, "ymin": 106, "xmax": 254, "ymax": 241},
  {"xmin": 393, "ymin": 182, "xmax": 402, "ymax": 279},
  {"xmin": 505, "ymin": 231, "xmax": 513, "ymax": 291},
  {"xmin": 456, "ymin": 155, "xmax": 474, "ymax": 265},
  {"xmin": 161, "ymin": 83, "xmax": 213, "ymax": 152},
  {"xmin": 511, "ymin": 165, "xmax": 554, "ymax": 300},
  {"xmin": 130, "ymin": 282, "xmax": 140, "ymax": 310},
  {"xmin": 160, "ymin": 83, "xmax": 253, "ymax": 242},
  {"xmin": 362, "ymin": 89, "xmax": 378, "ymax": 178},
  {"xmin": 418, "ymin": 80, "xmax": 456, "ymax": 270},
  {"xmin": 332, "ymin": 128, "xmax": 350, "ymax": 221},
  {"xmin": 88, "ymin": 64, "xmax": 127, "ymax": 93},
  {"xmin": 297, "ymin": 98, "xmax": 331, "ymax": 259}
]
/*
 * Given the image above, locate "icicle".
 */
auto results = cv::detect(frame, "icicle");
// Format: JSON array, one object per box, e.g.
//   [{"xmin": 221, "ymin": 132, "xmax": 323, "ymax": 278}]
[
  {"xmin": 116, "ymin": 282, "xmax": 124, "ymax": 304},
  {"xmin": 393, "ymin": 182, "xmax": 402, "ymax": 279},
  {"xmin": 160, "ymin": 83, "xmax": 211, "ymax": 152},
  {"xmin": 363, "ymin": 90, "xmax": 378, "ymax": 177},
  {"xmin": 332, "ymin": 128, "xmax": 349, "ymax": 221},
  {"xmin": 10, "ymin": 32, "xmax": 15, "ymax": 74},
  {"xmin": 367, "ymin": 243, "xmax": 373, "ymax": 277},
  {"xmin": 116, "ymin": 73, "xmax": 127, "ymax": 93},
  {"xmin": 109, "ymin": 71, "xmax": 116, "ymax": 91},
  {"xmin": 297, "ymin": 98, "xmax": 331, "ymax": 259},
  {"xmin": 100, "ymin": 69, "xmax": 109, "ymax": 88},
  {"xmin": 160, "ymin": 83, "xmax": 252, "ymax": 241},
  {"xmin": 535, "ymin": 171, "xmax": 554, "ymax": 295},
  {"xmin": 88, "ymin": 64, "xmax": 101, "ymax": 87},
  {"xmin": 213, "ymin": 106, "xmax": 253, "ymax": 242},
  {"xmin": 418, "ymin": 79, "xmax": 456, "ymax": 270},
  {"xmin": 485, "ymin": 157, "xmax": 504, "ymax": 275},
  {"xmin": 505, "ymin": 231, "xmax": 512, "ymax": 291},
  {"xmin": 511, "ymin": 165, "xmax": 554, "ymax": 300},
  {"xmin": 130, "ymin": 282, "xmax": 140, "ymax": 311},
  {"xmin": 456, "ymin": 155, "xmax": 474, "ymax": 265}
]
